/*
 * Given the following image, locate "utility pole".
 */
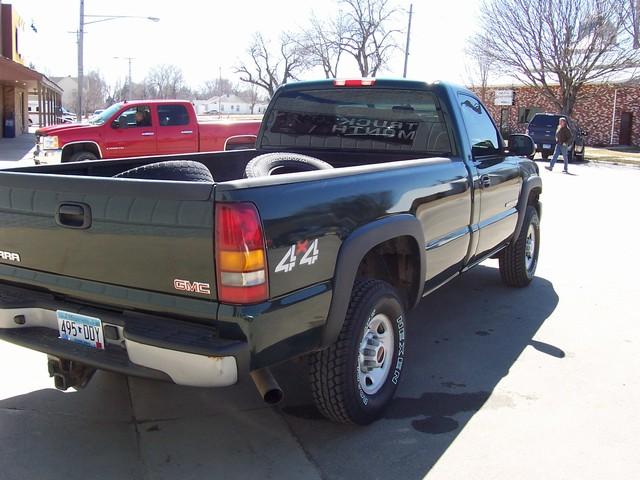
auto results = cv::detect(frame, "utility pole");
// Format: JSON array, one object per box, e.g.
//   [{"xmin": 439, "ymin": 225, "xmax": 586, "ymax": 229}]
[
  {"xmin": 114, "ymin": 56, "xmax": 135, "ymax": 99},
  {"xmin": 403, "ymin": 4, "xmax": 413, "ymax": 78},
  {"xmin": 77, "ymin": 0, "xmax": 84, "ymax": 118},
  {"xmin": 77, "ymin": 5, "xmax": 159, "ymax": 117}
]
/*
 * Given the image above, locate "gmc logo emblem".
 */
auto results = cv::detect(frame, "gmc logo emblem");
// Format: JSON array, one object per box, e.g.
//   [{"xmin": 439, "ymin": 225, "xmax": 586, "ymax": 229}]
[
  {"xmin": 173, "ymin": 279, "xmax": 211, "ymax": 295},
  {"xmin": 0, "ymin": 250, "xmax": 20, "ymax": 262}
]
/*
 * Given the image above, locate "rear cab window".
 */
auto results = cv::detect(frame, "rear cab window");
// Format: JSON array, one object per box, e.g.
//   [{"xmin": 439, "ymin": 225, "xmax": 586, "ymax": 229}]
[
  {"xmin": 158, "ymin": 104, "xmax": 190, "ymax": 126},
  {"xmin": 528, "ymin": 114, "xmax": 559, "ymax": 129},
  {"xmin": 261, "ymin": 88, "xmax": 453, "ymax": 154}
]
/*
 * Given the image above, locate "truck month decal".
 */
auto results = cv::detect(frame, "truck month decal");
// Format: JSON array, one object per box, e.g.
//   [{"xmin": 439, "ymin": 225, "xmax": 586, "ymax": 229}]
[
  {"xmin": 271, "ymin": 111, "xmax": 419, "ymax": 145},
  {"xmin": 275, "ymin": 239, "xmax": 320, "ymax": 274}
]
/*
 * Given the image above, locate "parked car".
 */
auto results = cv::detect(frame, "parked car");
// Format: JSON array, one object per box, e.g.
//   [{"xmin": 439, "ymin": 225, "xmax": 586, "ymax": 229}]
[
  {"xmin": 526, "ymin": 113, "xmax": 586, "ymax": 161},
  {"xmin": 0, "ymin": 79, "xmax": 541, "ymax": 425},
  {"xmin": 34, "ymin": 100, "xmax": 261, "ymax": 164}
]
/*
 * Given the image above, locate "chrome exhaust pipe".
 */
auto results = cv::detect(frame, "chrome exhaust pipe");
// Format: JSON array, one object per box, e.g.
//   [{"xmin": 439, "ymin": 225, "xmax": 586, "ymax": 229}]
[{"xmin": 250, "ymin": 368, "xmax": 284, "ymax": 405}]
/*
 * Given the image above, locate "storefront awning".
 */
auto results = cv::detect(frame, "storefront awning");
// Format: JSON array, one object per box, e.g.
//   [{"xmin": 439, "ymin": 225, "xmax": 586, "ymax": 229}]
[{"xmin": 0, "ymin": 57, "xmax": 62, "ymax": 93}]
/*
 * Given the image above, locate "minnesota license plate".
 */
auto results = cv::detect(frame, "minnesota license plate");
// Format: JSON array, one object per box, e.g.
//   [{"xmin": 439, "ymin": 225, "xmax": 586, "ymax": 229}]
[
  {"xmin": 543, "ymin": 144, "xmax": 551, "ymax": 149},
  {"xmin": 57, "ymin": 310, "xmax": 105, "ymax": 350}
]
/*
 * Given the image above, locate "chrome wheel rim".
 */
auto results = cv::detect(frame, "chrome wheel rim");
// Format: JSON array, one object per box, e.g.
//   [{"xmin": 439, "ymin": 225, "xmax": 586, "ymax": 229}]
[
  {"xmin": 525, "ymin": 224, "xmax": 536, "ymax": 271},
  {"xmin": 358, "ymin": 313, "xmax": 394, "ymax": 395}
]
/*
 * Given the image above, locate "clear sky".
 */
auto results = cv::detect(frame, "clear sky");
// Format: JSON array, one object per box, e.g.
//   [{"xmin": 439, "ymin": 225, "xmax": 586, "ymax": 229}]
[{"xmin": 10, "ymin": 0, "xmax": 483, "ymax": 91}]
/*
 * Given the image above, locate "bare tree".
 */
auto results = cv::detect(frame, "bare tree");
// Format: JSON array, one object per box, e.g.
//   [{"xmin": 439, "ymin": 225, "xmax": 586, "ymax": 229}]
[
  {"xmin": 296, "ymin": 14, "xmax": 347, "ymax": 78},
  {"xmin": 622, "ymin": 0, "xmax": 640, "ymax": 48},
  {"xmin": 237, "ymin": 86, "xmax": 262, "ymax": 114},
  {"xmin": 144, "ymin": 64, "xmax": 188, "ymax": 99},
  {"xmin": 235, "ymin": 33, "xmax": 308, "ymax": 97},
  {"xmin": 339, "ymin": 0, "xmax": 400, "ymax": 77},
  {"xmin": 197, "ymin": 78, "xmax": 236, "ymax": 99},
  {"xmin": 470, "ymin": 0, "xmax": 640, "ymax": 117},
  {"xmin": 83, "ymin": 70, "xmax": 108, "ymax": 113},
  {"xmin": 465, "ymin": 44, "xmax": 495, "ymax": 103}
]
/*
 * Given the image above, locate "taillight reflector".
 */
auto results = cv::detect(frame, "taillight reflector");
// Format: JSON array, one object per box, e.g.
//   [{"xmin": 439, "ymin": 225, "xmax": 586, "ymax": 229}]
[
  {"xmin": 333, "ymin": 78, "xmax": 376, "ymax": 87},
  {"xmin": 215, "ymin": 203, "xmax": 268, "ymax": 304}
]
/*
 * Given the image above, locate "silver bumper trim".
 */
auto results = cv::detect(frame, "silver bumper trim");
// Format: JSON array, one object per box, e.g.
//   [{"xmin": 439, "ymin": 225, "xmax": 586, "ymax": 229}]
[{"xmin": 0, "ymin": 307, "xmax": 237, "ymax": 387}]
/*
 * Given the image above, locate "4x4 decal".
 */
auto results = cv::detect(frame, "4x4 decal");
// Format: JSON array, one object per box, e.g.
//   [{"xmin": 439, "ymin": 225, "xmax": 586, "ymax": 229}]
[{"xmin": 275, "ymin": 239, "xmax": 320, "ymax": 273}]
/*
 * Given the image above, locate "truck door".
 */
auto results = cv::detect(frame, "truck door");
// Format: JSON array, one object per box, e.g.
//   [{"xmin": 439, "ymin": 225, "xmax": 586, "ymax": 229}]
[
  {"xmin": 104, "ymin": 104, "xmax": 157, "ymax": 158},
  {"xmin": 458, "ymin": 93, "xmax": 521, "ymax": 259},
  {"xmin": 155, "ymin": 104, "xmax": 198, "ymax": 155}
]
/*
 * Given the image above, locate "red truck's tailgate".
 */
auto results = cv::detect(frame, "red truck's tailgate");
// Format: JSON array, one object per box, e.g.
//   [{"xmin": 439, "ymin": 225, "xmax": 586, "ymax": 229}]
[{"xmin": 0, "ymin": 172, "xmax": 217, "ymax": 300}]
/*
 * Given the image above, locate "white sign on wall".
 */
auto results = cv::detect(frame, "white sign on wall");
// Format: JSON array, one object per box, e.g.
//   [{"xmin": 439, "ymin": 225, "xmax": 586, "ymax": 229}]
[{"xmin": 494, "ymin": 90, "xmax": 514, "ymax": 106}]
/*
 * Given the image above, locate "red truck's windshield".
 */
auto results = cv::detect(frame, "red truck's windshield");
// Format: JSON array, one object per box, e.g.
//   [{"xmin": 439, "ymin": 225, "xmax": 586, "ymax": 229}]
[{"xmin": 89, "ymin": 102, "xmax": 123, "ymax": 125}]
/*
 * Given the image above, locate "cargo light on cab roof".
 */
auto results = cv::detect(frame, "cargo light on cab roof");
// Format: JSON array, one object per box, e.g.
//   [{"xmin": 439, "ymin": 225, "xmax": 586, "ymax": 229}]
[
  {"xmin": 333, "ymin": 78, "xmax": 376, "ymax": 87},
  {"xmin": 215, "ymin": 202, "xmax": 269, "ymax": 304}
]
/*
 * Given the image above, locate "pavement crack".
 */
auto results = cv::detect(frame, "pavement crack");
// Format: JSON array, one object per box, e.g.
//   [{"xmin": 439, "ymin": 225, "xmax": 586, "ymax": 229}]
[
  {"xmin": 276, "ymin": 408, "xmax": 327, "ymax": 480},
  {"xmin": 126, "ymin": 376, "xmax": 149, "ymax": 480}
]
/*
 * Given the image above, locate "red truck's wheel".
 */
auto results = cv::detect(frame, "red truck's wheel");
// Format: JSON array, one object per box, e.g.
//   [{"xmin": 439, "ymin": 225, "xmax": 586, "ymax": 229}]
[
  {"xmin": 68, "ymin": 151, "xmax": 97, "ymax": 162},
  {"xmin": 309, "ymin": 280, "xmax": 406, "ymax": 424}
]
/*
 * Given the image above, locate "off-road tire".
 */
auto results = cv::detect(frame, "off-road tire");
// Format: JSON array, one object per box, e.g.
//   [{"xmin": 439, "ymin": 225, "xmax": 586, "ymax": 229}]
[
  {"xmin": 309, "ymin": 280, "xmax": 406, "ymax": 424},
  {"xmin": 114, "ymin": 161, "xmax": 214, "ymax": 182},
  {"xmin": 244, "ymin": 152, "xmax": 332, "ymax": 178},
  {"xmin": 68, "ymin": 151, "xmax": 98, "ymax": 162},
  {"xmin": 499, "ymin": 205, "xmax": 540, "ymax": 287}
]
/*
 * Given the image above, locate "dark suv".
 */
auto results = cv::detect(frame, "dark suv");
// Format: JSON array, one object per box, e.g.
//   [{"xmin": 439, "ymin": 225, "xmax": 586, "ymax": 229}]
[{"xmin": 526, "ymin": 113, "xmax": 585, "ymax": 161}]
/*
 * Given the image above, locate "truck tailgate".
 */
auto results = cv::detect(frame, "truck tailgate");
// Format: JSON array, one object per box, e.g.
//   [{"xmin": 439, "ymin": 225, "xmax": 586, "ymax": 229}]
[{"xmin": 0, "ymin": 172, "xmax": 216, "ymax": 300}]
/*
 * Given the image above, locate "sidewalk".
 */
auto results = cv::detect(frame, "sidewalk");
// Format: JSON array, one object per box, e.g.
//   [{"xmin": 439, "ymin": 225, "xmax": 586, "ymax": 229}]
[
  {"xmin": 584, "ymin": 146, "xmax": 640, "ymax": 166},
  {"xmin": 0, "ymin": 134, "xmax": 37, "ymax": 169}
]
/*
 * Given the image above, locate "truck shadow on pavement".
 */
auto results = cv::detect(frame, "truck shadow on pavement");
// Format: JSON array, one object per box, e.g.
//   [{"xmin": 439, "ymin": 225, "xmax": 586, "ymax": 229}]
[
  {"xmin": 275, "ymin": 263, "xmax": 561, "ymax": 479},
  {"xmin": 0, "ymin": 263, "xmax": 559, "ymax": 480}
]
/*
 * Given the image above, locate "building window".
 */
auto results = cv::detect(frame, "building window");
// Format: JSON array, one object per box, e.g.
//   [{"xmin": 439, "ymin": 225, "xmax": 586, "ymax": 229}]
[
  {"xmin": 221, "ymin": 105, "xmax": 225, "ymax": 112},
  {"xmin": 518, "ymin": 107, "xmax": 542, "ymax": 124}
]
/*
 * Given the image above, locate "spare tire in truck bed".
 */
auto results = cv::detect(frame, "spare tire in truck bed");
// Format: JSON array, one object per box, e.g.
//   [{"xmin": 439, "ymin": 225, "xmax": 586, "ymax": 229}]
[
  {"xmin": 114, "ymin": 161, "xmax": 214, "ymax": 182},
  {"xmin": 244, "ymin": 152, "xmax": 333, "ymax": 178}
]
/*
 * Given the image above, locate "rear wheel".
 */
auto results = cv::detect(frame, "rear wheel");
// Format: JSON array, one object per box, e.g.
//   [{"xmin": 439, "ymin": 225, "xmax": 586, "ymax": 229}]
[{"xmin": 309, "ymin": 280, "xmax": 406, "ymax": 424}]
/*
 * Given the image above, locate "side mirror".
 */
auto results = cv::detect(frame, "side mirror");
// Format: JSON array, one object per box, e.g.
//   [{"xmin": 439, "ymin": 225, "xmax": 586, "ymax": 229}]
[
  {"xmin": 507, "ymin": 134, "xmax": 535, "ymax": 157},
  {"xmin": 111, "ymin": 119, "xmax": 120, "ymax": 129}
]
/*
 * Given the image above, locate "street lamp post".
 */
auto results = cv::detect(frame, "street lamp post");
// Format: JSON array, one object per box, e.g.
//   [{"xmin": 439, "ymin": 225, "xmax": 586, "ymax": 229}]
[{"xmin": 76, "ymin": 0, "xmax": 159, "ymax": 118}]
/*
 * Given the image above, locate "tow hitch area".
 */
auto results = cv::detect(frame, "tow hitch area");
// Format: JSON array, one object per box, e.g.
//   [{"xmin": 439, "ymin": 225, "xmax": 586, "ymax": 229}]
[{"xmin": 47, "ymin": 356, "xmax": 96, "ymax": 391}]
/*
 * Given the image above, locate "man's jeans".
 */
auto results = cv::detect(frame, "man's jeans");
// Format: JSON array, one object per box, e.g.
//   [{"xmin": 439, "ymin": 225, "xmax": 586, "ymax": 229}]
[{"xmin": 550, "ymin": 143, "xmax": 569, "ymax": 170}]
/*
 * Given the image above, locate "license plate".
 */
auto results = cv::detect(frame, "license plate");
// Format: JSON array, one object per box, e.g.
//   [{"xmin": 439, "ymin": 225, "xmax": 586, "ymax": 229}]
[
  {"xmin": 57, "ymin": 310, "xmax": 105, "ymax": 350},
  {"xmin": 543, "ymin": 144, "xmax": 552, "ymax": 149}
]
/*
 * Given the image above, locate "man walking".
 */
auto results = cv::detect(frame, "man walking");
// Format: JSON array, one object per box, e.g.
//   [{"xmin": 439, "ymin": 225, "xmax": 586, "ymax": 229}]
[{"xmin": 545, "ymin": 117, "xmax": 572, "ymax": 173}]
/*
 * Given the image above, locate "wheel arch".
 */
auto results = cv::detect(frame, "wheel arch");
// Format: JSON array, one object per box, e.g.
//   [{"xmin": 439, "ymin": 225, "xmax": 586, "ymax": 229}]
[
  {"xmin": 61, "ymin": 141, "xmax": 102, "ymax": 162},
  {"xmin": 321, "ymin": 214, "xmax": 426, "ymax": 348},
  {"xmin": 513, "ymin": 175, "xmax": 542, "ymax": 240}
]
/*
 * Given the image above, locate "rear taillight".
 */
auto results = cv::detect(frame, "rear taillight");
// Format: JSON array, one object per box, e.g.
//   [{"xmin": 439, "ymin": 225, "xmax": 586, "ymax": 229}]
[
  {"xmin": 215, "ymin": 202, "xmax": 269, "ymax": 304},
  {"xmin": 333, "ymin": 78, "xmax": 376, "ymax": 87}
]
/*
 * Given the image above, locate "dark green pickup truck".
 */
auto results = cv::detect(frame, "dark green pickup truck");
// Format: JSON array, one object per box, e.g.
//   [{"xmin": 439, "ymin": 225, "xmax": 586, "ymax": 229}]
[{"xmin": 0, "ymin": 79, "xmax": 541, "ymax": 424}]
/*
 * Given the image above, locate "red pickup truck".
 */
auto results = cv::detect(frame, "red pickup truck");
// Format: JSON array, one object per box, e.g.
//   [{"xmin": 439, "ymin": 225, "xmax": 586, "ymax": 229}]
[{"xmin": 34, "ymin": 100, "xmax": 261, "ymax": 164}]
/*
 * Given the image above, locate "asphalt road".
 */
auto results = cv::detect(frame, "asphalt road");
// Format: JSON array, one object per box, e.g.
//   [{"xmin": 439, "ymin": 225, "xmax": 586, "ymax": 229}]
[{"xmin": 0, "ymin": 160, "xmax": 638, "ymax": 479}]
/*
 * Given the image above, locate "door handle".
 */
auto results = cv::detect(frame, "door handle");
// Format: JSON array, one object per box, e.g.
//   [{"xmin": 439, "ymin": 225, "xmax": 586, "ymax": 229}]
[
  {"xmin": 180, "ymin": 130, "xmax": 193, "ymax": 134},
  {"xmin": 480, "ymin": 174, "xmax": 491, "ymax": 188},
  {"xmin": 55, "ymin": 202, "xmax": 92, "ymax": 229},
  {"xmin": 141, "ymin": 132, "xmax": 155, "ymax": 136}
]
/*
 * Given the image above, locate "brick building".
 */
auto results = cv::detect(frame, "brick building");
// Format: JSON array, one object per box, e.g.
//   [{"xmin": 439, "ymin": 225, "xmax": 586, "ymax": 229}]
[
  {"xmin": 0, "ymin": 2, "xmax": 62, "ymax": 137},
  {"xmin": 477, "ymin": 82, "xmax": 639, "ymax": 147}
]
